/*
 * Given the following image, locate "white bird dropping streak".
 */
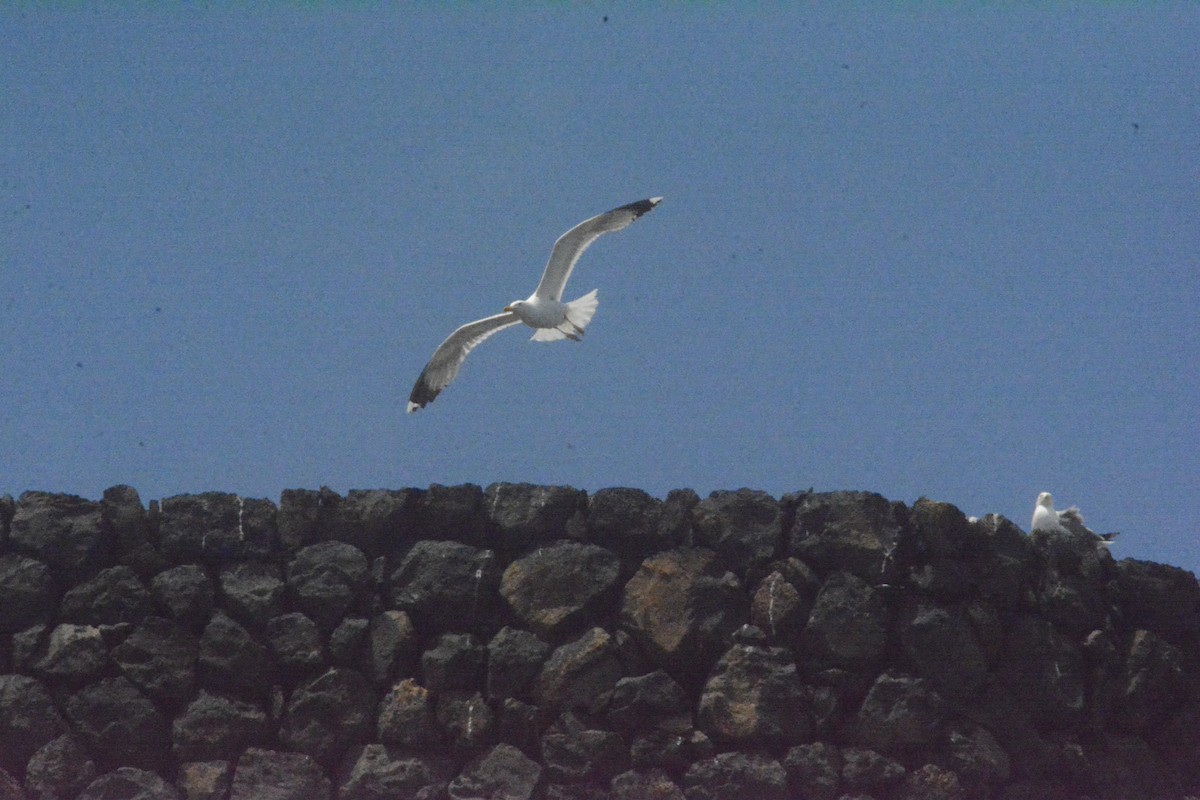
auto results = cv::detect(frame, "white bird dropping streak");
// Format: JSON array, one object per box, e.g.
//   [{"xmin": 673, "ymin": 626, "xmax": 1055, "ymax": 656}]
[
  {"xmin": 406, "ymin": 197, "xmax": 663, "ymax": 412},
  {"xmin": 469, "ymin": 567, "xmax": 484, "ymax": 623},
  {"xmin": 766, "ymin": 573, "xmax": 781, "ymax": 638}
]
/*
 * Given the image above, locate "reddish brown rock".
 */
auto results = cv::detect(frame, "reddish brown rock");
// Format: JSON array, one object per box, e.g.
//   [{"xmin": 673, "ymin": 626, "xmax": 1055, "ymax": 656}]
[
  {"xmin": 500, "ymin": 541, "xmax": 620, "ymax": 637},
  {"xmin": 698, "ymin": 642, "xmax": 813, "ymax": 746},
  {"xmin": 535, "ymin": 627, "xmax": 624, "ymax": 714},
  {"xmin": 377, "ymin": 678, "xmax": 437, "ymax": 748},
  {"xmin": 620, "ymin": 547, "xmax": 746, "ymax": 683}
]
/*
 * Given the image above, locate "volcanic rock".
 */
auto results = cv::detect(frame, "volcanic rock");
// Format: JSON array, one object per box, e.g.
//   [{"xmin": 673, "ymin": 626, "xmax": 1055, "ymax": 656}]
[{"xmin": 500, "ymin": 541, "xmax": 620, "ymax": 637}]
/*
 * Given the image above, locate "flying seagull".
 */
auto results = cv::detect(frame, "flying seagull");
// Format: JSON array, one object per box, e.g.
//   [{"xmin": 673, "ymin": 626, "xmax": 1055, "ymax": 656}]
[
  {"xmin": 1030, "ymin": 492, "xmax": 1119, "ymax": 546},
  {"xmin": 406, "ymin": 197, "xmax": 663, "ymax": 412}
]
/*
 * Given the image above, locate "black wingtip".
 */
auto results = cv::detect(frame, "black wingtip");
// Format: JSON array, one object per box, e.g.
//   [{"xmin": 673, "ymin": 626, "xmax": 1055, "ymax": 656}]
[
  {"xmin": 407, "ymin": 372, "xmax": 440, "ymax": 413},
  {"xmin": 621, "ymin": 197, "xmax": 663, "ymax": 218}
]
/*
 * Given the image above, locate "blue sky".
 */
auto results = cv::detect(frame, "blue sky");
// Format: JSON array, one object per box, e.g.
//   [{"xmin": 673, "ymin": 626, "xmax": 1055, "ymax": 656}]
[{"xmin": 2, "ymin": 7, "xmax": 1197, "ymax": 572}]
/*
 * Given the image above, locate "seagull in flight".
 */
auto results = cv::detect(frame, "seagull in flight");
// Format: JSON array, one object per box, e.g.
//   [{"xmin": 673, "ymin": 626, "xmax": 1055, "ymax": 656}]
[{"xmin": 407, "ymin": 197, "xmax": 663, "ymax": 412}]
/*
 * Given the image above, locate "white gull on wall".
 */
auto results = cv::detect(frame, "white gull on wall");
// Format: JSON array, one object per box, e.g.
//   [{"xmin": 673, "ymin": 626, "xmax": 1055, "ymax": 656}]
[{"xmin": 1031, "ymin": 492, "xmax": 1119, "ymax": 546}]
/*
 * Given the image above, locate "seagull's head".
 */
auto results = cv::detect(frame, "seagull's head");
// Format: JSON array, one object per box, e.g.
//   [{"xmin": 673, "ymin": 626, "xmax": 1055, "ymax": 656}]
[
  {"xmin": 1036, "ymin": 492, "xmax": 1054, "ymax": 509},
  {"xmin": 503, "ymin": 300, "xmax": 524, "ymax": 313}
]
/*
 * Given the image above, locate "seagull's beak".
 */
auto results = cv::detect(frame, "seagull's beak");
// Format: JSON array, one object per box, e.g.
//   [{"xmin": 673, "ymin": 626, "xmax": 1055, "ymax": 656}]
[{"xmin": 503, "ymin": 305, "xmax": 514, "ymax": 312}]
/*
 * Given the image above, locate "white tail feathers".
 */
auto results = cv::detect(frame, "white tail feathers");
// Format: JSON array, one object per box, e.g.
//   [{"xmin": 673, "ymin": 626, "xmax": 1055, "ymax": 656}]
[
  {"xmin": 565, "ymin": 289, "xmax": 599, "ymax": 330},
  {"xmin": 531, "ymin": 327, "xmax": 568, "ymax": 342},
  {"xmin": 530, "ymin": 289, "xmax": 599, "ymax": 342}
]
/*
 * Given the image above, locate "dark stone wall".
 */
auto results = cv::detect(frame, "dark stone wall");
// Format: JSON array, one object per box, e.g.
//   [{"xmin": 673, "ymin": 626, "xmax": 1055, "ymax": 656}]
[{"xmin": 0, "ymin": 484, "xmax": 1197, "ymax": 800}]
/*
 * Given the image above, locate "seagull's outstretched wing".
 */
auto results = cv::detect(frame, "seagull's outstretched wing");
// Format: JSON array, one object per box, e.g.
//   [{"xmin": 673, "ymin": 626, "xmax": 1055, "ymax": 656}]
[
  {"xmin": 1057, "ymin": 507, "xmax": 1092, "ymax": 537},
  {"xmin": 1059, "ymin": 507, "xmax": 1120, "ymax": 544},
  {"xmin": 533, "ymin": 197, "xmax": 662, "ymax": 301},
  {"xmin": 407, "ymin": 312, "xmax": 521, "ymax": 412}
]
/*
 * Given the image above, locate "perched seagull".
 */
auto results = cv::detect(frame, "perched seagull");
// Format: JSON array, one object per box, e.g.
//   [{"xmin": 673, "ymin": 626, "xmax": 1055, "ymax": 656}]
[
  {"xmin": 1031, "ymin": 492, "xmax": 1119, "ymax": 546},
  {"xmin": 406, "ymin": 197, "xmax": 663, "ymax": 412}
]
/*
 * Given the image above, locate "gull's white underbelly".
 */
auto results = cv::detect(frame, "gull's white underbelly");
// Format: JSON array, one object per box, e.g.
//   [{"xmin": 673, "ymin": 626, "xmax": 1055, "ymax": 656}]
[{"xmin": 512, "ymin": 298, "xmax": 566, "ymax": 328}]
